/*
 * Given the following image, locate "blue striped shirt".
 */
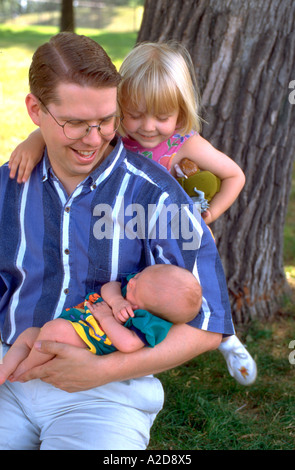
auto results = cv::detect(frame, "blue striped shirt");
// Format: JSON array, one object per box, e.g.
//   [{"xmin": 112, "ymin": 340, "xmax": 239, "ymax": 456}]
[{"xmin": 0, "ymin": 137, "xmax": 234, "ymax": 345}]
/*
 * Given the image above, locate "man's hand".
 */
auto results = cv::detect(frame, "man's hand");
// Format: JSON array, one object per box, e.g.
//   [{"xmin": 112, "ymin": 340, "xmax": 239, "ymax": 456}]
[
  {"xmin": 16, "ymin": 341, "xmax": 104, "ymax": 392},
  {"xmin": 15, "ymin": 325, "xmax": 222, "ymax": 393}
]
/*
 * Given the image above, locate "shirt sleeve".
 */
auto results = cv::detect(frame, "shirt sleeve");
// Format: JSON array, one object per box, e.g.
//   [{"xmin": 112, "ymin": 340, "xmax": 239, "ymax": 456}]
[{"xmin": 125, "ymin": 309, "xmax": 173, "ymax": 347}]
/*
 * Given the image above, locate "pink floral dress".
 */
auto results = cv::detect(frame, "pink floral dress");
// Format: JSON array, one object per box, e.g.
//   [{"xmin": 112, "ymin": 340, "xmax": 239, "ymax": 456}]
[{"xmin": 122, "ymin": 131, "xmax": 196, "ymax": 173}]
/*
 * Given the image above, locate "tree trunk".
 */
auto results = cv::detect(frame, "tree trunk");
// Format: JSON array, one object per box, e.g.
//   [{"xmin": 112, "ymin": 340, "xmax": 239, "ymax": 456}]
[
  {"xmin": 138, "ymin": 0, "xmax": 295, "ymax": 324},
  {"xmin": 60, "ymin": 0, "xmax": 75, "ymax": 32}
]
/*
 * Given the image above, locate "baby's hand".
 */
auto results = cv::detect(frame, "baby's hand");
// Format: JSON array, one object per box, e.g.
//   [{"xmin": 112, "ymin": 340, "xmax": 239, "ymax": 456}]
[
  {"xmin": 86, "ymin": 300, "xmax": 113, "ymax": 322},
  {"xmin": 111, "ymin": 299, "xmax": 135, "ymax": 324}
]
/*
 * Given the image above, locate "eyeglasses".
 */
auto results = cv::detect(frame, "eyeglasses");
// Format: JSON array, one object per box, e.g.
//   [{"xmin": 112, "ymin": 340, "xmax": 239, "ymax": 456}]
[{"xmin": 38, "ymin": 98, "xmax": 122, "ymax": 140}]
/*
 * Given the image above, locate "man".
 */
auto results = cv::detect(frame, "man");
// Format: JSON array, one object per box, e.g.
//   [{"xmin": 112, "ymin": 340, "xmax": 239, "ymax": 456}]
[{"xmin": 0, "ymin": 32, "xmax": 234, "ymax": 450}]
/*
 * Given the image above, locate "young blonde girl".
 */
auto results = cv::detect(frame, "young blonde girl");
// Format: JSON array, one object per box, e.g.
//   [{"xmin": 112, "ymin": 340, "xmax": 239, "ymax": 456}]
[
  {"xmin": 9, "ymin": 41, "xmax": 245, "ymax": 225},
  {"xmin": 8, "ymin": 41, "xmax": 256, "ymax": 385}
]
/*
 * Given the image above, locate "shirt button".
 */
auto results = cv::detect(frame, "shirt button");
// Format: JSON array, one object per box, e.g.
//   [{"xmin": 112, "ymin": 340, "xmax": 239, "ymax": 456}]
[
  {"xmin": 64, "ymin": 249, "xmax": 70, "ymax": 255},
  {"xmin": 65, "ymin": 206, "xmax": 70, "ymax": 213},
  {"xmin": 64, "ymin": 288, "xmax": 69, "ymax": 295}
]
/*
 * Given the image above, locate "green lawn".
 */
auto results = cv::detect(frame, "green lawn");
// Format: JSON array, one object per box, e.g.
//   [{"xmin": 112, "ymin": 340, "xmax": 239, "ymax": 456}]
[
  {"xmin": 149, "ymin": 313, "xmax": 295, "ymax": 449},
  {"xmin": 0, "ymin": 23, "xmax": 137, "ymax": 161},
  {"xmin": 0, "ymin": 20, "xmax": 294, "ymax": 451}
]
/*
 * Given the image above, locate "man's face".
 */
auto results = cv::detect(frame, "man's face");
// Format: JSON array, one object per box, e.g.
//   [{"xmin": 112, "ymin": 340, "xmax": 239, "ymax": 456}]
[{"xmin": 31, "ymin": 83, "xmax": 118, "ymax": 193}]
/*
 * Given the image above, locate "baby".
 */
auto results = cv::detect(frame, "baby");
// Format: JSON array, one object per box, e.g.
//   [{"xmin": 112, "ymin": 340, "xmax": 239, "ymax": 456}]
[{"xmin": 0, "ymin": 264, "xmax": 202, "ymax": 384}]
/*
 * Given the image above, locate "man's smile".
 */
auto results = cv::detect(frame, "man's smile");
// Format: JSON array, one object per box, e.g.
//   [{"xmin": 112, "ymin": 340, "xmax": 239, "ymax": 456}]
[{"xmin": 71, "ymin": 148, "xmax": 98, "ymax": 163}]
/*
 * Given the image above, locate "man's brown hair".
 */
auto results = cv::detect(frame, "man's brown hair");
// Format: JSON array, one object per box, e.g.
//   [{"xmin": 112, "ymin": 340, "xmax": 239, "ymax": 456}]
[{"xmin": 29, "ymin": 32, "xmax": 121, "ymax": 105}]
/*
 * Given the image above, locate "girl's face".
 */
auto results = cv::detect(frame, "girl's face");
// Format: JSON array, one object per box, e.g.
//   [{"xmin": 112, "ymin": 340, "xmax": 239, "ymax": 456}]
[{"xmin": 122, "ymin": 102, "xmax": 179, "ymax": 148}]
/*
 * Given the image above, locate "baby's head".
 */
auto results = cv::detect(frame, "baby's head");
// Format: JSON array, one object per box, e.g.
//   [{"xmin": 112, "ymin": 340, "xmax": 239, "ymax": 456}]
[
  {"xmin": 126, "ymin": 264, "xmax": 202, "ymax": 324},
  {"xmin": 118, "ymin": 41, "xmax": 202, "ymax": 136}
]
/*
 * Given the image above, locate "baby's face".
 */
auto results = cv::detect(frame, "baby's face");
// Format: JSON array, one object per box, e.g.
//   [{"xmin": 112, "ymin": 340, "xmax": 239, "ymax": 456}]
[
  {"xmin": 125, "ymin": 268, "xmax": 169, "ymax": 317},
  {"xmin": 125, "ymin": 272, "xmax": 146, "ymax": 310}
]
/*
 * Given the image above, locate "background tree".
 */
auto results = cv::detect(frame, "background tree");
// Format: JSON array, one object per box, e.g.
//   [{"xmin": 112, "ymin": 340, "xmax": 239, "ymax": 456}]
[
  {"xmin": 60, "ymin": 0, "xmax": 75, "ymax": 32},
  {"xmin": 138, "ymin": 0, "xmax": 295, "ymax": 324}
]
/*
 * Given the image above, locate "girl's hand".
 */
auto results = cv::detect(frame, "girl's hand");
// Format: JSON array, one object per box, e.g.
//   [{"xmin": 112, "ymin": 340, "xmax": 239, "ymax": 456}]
[
  {"xmin": 8, "ymin": 130, "xmax": 45, "ymax": 183},
  {"xmin": 9, "ymin": 145, "xmax": 36, "ymax": 183}
]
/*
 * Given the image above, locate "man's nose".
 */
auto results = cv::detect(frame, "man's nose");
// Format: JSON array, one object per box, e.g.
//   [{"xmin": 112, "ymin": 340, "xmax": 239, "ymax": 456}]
[{"xmin": 81, "ymin": 126, "xmax": 103, "ymax": 146}]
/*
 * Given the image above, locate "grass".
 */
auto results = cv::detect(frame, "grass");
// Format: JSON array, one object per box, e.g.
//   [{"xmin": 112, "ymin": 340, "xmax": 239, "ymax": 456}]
[
  {"xmin": 0, "ymin": 17, "xmax": 294, "ymax": 451},
  {"xmin": 150, "ymin": 313, "xmax": 295, "ymax": 450},
  {"xmin": 0, "ymin": 23, "xmax": 137, "ymax": 161}
]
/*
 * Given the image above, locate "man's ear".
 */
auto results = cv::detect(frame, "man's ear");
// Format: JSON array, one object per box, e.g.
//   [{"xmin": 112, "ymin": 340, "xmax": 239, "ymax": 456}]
[{"xmin": 25, "ymin": 93, "xmax": 42, "ymax": 126}]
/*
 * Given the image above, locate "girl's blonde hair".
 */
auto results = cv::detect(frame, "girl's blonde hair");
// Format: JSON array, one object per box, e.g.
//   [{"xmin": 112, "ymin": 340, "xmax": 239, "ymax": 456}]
[{"xmin": 118, "ymin": 41, "xmax": 202, "ymax": 135}]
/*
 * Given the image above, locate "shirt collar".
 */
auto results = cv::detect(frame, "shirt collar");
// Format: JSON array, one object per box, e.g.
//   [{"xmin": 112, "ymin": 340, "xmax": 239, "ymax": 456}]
[
  {"xmin": 40, "ymin": 149, "xmax": 51, "ymax": 182},
  {"xmin": 40, "ymin": 136, "xmax": 125, "ymax": 189}
]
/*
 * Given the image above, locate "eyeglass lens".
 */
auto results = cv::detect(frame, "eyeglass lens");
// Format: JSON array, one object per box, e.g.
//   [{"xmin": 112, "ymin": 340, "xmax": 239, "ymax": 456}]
[{"xmin": 64, "ymin": 115, "xmax": 121, "ymax": 139}]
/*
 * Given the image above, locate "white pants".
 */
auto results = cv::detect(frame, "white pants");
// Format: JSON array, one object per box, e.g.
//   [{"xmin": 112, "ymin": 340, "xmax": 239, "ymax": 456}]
[{"xmin": 0, "ymin": 345, "xmax": 164, "ymax": 450}]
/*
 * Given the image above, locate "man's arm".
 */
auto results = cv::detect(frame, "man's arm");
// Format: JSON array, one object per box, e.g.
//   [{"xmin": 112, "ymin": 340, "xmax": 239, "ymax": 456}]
[{"xmin": 16, "ymin": 324, "xmax": 221, "ymax": 392}]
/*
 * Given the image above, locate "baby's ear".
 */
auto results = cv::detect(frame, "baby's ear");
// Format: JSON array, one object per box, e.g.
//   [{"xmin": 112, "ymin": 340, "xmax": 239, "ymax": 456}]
[{"xmin": 128, "ymin": 277, "xmax": 135, "ymax": 287}]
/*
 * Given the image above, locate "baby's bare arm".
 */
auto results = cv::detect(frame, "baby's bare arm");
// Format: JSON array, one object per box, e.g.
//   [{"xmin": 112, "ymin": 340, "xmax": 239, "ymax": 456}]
[
  {"xmin": 87, "ymin": 301, "xmax": 144, "ymax": 353},
  {"xmin": 101, "ymin": 281, "xmax": 135, "ymax": 322}
]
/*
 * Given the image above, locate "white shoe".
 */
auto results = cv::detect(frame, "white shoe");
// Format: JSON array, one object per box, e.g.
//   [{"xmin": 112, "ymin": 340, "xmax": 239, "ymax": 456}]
[{"xmin": 218, "ymin": 335, "xmax": 257, "ymax": 385}]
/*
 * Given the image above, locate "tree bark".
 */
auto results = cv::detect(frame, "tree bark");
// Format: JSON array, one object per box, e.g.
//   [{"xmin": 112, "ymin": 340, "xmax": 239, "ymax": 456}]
[
  {"xmin": 60, "ymin": 0, "xmax": 75, "ymax": 32},
  {"xmin": 138, "ymin": 0, "xmax": 295, "ymax": 324}
]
